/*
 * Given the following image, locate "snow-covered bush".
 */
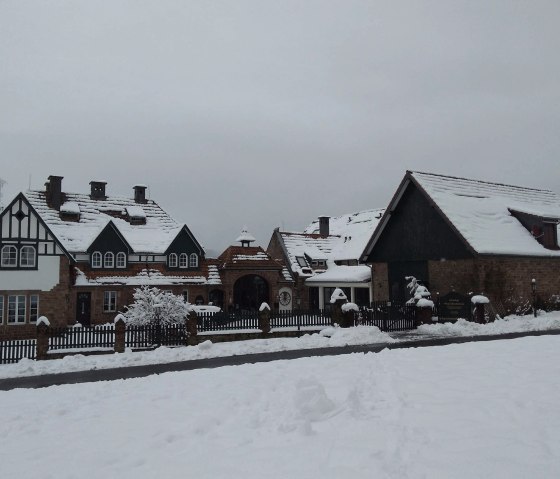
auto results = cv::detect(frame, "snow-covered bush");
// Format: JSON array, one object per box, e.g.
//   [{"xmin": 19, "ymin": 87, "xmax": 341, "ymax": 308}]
[
  {"xmin": 405, "ymin": 276, "xmax": 431, "ymax": 304},
  {"xmin": 121, "ymin": 286, "xmax": 190, "ymax": 326}
]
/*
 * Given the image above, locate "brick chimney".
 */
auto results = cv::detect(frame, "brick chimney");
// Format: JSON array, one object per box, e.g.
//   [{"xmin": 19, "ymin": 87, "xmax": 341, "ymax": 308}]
[
  {"xmin": 46, "ymin": 175, "xmax": 64, "ymax": 210},
  {"xmin": 133, "ymin": 184, "xmax": 147, "ymax": 204},
  {"xmin": 89, "ymin": 181, "xmax": 107, "ymax": 200},
  {"xmin": 319, "ymin": 216, "xmax": 330, "ymax": 237}
]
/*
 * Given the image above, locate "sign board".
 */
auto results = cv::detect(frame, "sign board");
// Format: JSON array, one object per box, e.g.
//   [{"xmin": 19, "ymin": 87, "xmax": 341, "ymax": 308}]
[{"xmin": 438, "ymin": 292, "xmax": 470, "ymax": 320}]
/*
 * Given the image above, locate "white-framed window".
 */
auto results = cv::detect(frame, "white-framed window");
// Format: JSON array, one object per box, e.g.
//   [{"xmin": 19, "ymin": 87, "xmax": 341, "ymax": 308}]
[
  {"xmin": 182, "ymin": 291, "xmax": 189, "ymax": 303},
  {"xmin": 103, "ymin": 291, "xmax": 117, "ymax": 312},
  {"xmin": 8, "ymin": 295, "xmax": 26, "ymax": 323},
  {"xmin": 0, "ymin": 296, "xmax": 4, "ymax": 324},
  {"xmin": 30, "ymin": 295, "xmax": 39, "ymax": 322},
  {"xmin": 92, "ymin": 251, "xmax": 102, "ymax": 268},
  {"xmin": 168, "ymin": 253, "xmax": 178, "ymax": 268},
  {"xmin": 20, "ymin": 246, "xmax": 36, "ymax": 267},
  {"xmin": 1, "ymin": 245, "xmax": 17, "ymax": 267},
  {"xmin": 189, "ymin": 253, "xmax": 198, "ymax": 268},
  {"xmin": 116, "ymin": 252, "xmax": 126, "ymax": 268},
  {"xmin": 104, "ymin": 252, "xmax": 114, "ymax": 268},
  {"xmin": 179, "ymin": 253, "xmax": 188, "ymax": 268}
]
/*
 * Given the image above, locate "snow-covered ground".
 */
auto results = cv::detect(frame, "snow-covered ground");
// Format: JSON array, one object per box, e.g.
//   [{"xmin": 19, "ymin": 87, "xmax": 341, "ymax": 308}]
[
  {"xmin": 2, "ymin": 312, "xmax": 560, "ymax": 380},
  {"xmin": 2, "ymin": 335, "xmax": 560, "ymax": 478}
]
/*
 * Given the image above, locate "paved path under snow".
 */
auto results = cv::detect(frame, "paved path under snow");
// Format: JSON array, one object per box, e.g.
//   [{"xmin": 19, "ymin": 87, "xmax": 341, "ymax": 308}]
[{"xmin": 2, "ymin": 328, "xmax": 560, "ymax": 391}]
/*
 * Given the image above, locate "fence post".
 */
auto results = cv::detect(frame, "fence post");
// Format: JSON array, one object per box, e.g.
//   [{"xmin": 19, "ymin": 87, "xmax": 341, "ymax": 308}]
[
  {"xmin": 415, "ymin": 299, "xmax": 434, "ymax": 327},
  {"xmin": 471, "ymin": 295, "xmax": 489, "ymax": 324},
  {"xmin": 186, "ymin": 310, "xmax": 198, "ymax": 346},
  {"xmin": 258, "ymin": 303, "xmax": 271, "ymax": 335},
  {"xmin": 36, "ymin": 316, "xmax": 50, "ymax": 360},
  {"xmin": 114, "ymin": 315, "xmax": 126, "ymax": 353}
]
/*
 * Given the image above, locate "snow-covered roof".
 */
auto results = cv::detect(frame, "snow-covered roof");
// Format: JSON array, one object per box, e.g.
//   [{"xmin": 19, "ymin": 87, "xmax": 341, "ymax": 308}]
[
  {"xmin": 60, "ymin": 202, "xmax": 80, "ymax": 215},
  {"xmin": 25, "ymin": 190, "xmax": 186, "ymax": 254},
  {"xmin": 75, "ymin": 268, "xmax": 210, "ymax": 286},
  {"xmin": 305, "ymin": 265, "xmax": 371, "ymax": 284},
  {"xmin": 279, "ymin": 233, "xmax": 340, "ymax": 276},
  {"xmin": 304, "ymin": 209, "xmax": 385, "ymax": 261},
  {"xmin": 410, "ymin": 171, "xmax": 560, "ymax": 256},
  {"xmin": 278, "ymin": 209, "xmax": 384, "ymax": 279},
  {"xmin": 235, "ymin": 227, "xmax": 256, "ymax": 243},
  {"xmin": 125, "ymin": 205, "xmax": 146, "ymax": 219}
]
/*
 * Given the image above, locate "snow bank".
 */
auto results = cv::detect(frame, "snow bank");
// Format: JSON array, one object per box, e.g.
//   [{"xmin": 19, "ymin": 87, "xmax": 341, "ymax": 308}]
[
  {"xmin": 417, "ymin": 312, "xmax": 560, "ymax": 336},
  {"xmin": 0, "ymin": 326, "xmax": 393, "ymax": 380},
  {"xmin": 3, "ymin": 336, "xmax": 560, "ymax": 478}
]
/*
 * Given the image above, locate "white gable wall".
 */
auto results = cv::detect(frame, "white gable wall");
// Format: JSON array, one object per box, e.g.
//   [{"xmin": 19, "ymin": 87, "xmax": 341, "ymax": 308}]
[{"xmin": 0, "ymin": 255, "xmax": 61, "ymax": 291}]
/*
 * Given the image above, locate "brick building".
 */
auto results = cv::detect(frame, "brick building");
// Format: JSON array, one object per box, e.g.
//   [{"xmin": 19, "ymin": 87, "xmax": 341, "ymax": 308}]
[
  {"xmin": 360, "ymin": 171, "xmax": 560, "ymax": 314},
  {"xmin": 267, "ymin": 209, "xmax": 384, "ymax": 310},
  {"xmin": 0, "ymin": 177, "xmax": 297, "ymax": 339}
]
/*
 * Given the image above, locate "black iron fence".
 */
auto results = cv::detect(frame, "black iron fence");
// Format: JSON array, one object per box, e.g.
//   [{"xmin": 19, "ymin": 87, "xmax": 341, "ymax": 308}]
[
  {"xmin": 358, "ymin": 301, "xmax": 416, "ymax": 331},
  {"xmin": 270, "ymin": 309, "xmax": 332, "ymax": 329},
  {"xmin": 0, "ymin": 339, "xmax": 36, "ymax": 364},
  {"xmin": 1, "ymin": 302, "xmax": 418, "ymax": 364},
  {"xmin": 197, "ymin": 311, "xmax": 259, "ymax": 332},
  {"xmin": 49, "ymin": 325, "xmax": 115, "ymax": 351},
  {"xmin": 125, "ymin": 323, "xmax": 186, "ymax": 349}
]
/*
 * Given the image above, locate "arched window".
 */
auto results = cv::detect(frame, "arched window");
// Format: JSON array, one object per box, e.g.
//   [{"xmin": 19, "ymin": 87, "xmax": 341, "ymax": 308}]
[
  {"xmin": 92, "ymin": 251, "xmax": 102, "ymax": 268},
  {"xmin": 1, "ymin": 245, "xmax": 17, "ymax": 267},
  {"xmin": 179, "ymin": 253, "xmax": 188, "ymax": 268},
  {"xmin": 168, "ymin": 253, "xmax": 178, "ymax": 268},
  {"xmin": 20, "ymin": 246, "xmax": 36, "ymax": 267},
  {"xmin": 116, "ymin": 252, "xmax": 126, "ymax": 268},
  {"xmin": 104, "ymin": 252, "xmax": 114, "ymax": 268},
  {"xmin": 189, "ymin": 253, "xmax": 198, "ymax": 268}
]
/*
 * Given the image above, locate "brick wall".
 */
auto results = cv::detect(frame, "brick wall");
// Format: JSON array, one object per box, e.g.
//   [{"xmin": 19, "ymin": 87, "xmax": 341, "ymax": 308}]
[
  {"xmin": 371, "ymin": 256, "xmax": 560, "ymax": 314},
  {"xmin": 371, "ymin": 263, "xmax": 389, "ymax": 301}
]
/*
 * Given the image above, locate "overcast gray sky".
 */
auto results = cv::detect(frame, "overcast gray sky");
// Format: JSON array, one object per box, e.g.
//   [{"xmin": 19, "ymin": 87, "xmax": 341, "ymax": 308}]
[{"xmin": 1, "ymin": 0, "xmax": 559, "ymax": 254}]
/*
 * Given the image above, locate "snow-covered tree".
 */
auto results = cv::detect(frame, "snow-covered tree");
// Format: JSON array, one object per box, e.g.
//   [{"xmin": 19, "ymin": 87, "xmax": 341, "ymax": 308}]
[
  {"xmin": 121, "ymin": 286, "xmax": 190, "ymax": 326},
  {"xmin": 405, "ymin": 276, "xmax": 431, "ymax": 304}
]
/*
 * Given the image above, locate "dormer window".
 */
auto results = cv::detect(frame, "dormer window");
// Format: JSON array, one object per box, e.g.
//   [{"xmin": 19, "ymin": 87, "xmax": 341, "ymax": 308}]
[
  {"xmin": 104, "ymin": 252, "xmax": 114, "ymax": 268},
  {"xmin": 189, "ymin": 253, "xmax": 198, "ymax": 268},
  {"xmin": 20, "ymin": 246, "xmax": 36, "ymax": 267},
  {"xmin": 169, "ymin": 253, "xmax": 178, "ymax": 268},
  {"xmin": 1, "ymin": 245, "xmax": 17, "ymax": 267},
  {"xmin": 116, "ymin": 252, "xmax": 126, "ymax": 268},
  {"xmin": 179, "ymin": 253, "xmax": 188, "ymax": 268},
  {"xmin": 92, "ymin": 251, "xmax": 102, "ymax": 268}
]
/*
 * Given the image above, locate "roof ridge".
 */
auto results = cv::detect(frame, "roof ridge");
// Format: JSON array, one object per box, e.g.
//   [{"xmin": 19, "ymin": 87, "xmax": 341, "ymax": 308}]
[{"xmin": 409, "ymin": 170, "xmax": 555, "ymax": 194}]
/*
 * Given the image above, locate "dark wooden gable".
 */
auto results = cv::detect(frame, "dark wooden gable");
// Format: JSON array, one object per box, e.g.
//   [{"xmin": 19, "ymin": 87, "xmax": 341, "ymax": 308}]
[
  {"xmin": 367, "ymin": 181, "xmax": 473, "ymax": 263},
  {"xmin": 87, "ymin": 221, "xmax": 131, "ymax": 254},
  {"xmin": 0, "ymin": 193, "xmax": 71, "ymax": 259},
  {"xmin": 165, "ymin": 226, "xmax": 204, "ymax": 257}
]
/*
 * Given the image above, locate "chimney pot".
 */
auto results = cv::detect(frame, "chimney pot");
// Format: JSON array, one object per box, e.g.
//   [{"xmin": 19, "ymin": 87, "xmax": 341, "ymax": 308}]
[
  {"xmin": 319, "ymin": 216, "xmax": 330, "ymax": 237},
  {"xmin": 133, "ymin": 184, "xmax": 147, "ymax": 204},
  {"xmin": 90, "ymin": 181, "xmax": 107, "ymax": 200},
  {"xmin": 47, "ymin": 175, "xmax": 64, "ymax": 210}
]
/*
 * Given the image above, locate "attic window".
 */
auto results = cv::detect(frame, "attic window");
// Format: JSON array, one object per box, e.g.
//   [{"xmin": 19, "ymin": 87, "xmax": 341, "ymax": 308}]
[
  {"xmin": 312, "ymin": 260, "xmax": 326, "ymax": 268},
  {"xmin": 296, "ymin": 256, "xmax": 307, "ymax": 268}
]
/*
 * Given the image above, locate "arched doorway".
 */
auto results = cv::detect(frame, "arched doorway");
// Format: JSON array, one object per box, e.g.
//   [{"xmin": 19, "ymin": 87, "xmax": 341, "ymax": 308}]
[{"xmin": 233, "ymin": 275, "xmax": 269, "ymax": 312}]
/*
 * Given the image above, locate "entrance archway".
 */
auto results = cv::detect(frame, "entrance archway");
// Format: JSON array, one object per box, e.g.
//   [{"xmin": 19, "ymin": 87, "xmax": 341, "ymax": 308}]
[{"xmin": 233, "ymin": 275, "xmax": 269, "ymax": 312}]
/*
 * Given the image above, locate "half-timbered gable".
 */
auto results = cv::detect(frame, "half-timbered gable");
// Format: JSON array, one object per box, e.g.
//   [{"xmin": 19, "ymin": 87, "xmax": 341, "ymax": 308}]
[{"xmin": 1, "ymin": 176, "xmax": 219, "ymax": 335}]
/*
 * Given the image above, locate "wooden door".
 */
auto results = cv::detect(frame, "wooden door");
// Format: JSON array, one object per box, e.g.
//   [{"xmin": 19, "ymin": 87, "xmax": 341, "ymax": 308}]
[{"xmin": 76, "ymin": 292, "xmax": 91, "ymax": 326}]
